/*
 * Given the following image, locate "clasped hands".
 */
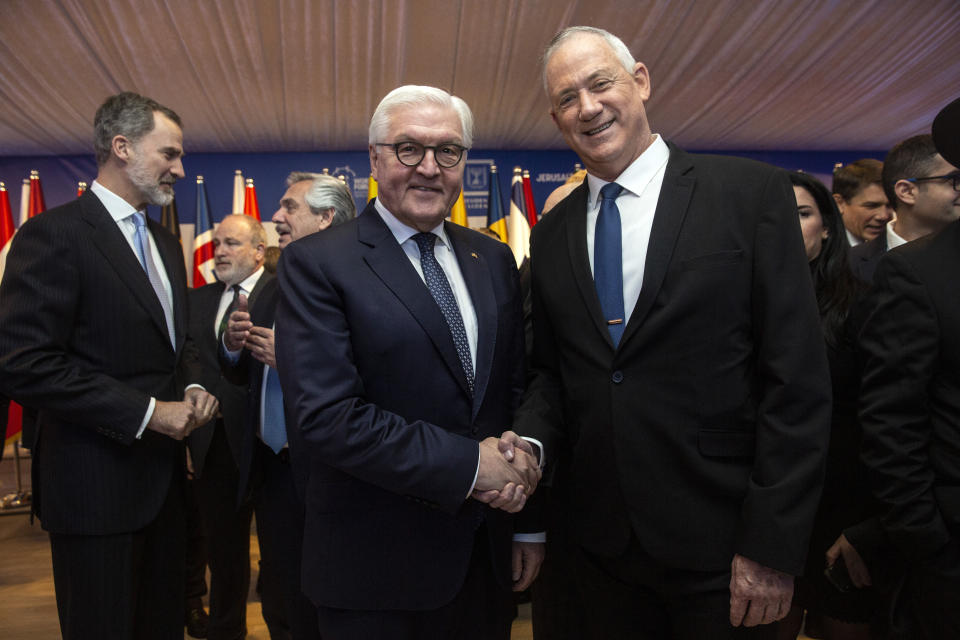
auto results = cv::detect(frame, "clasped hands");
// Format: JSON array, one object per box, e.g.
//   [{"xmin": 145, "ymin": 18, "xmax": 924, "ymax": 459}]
[
  {"xmin": 472, "ymin": 430, "xmax": 541, "ymax": 513},
  {"xmin": 224, "ymin": 294, "xmax": 276, "ymax": 369},
  {"xmin": 147, "ymin": 387, "xmax": 219, "ymax": 441}
]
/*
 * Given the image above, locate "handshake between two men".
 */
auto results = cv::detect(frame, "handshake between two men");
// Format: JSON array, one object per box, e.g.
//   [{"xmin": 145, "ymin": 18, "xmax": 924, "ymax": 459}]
[{"xmin": 474, "ymin": 431, "xmax": 542, "ymax": 514}]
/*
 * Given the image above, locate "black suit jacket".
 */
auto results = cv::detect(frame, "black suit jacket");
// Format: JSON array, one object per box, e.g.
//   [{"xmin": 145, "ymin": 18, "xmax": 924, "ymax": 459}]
[
  {"xmin": 859, "ymin": 219, "xmax": 960, "ymax": 574},
  {"xmin": 516, "ymin": 144, "xmax": 831, "ymax": 576},
  {"xmin": 849, "ymin": 231, "xmax": 888, "ymax": 284},
  {"xmin": 274, "ymin": 203, "xmax": 528, "ymax": 610},
  {"xmin": 186, "ymin": 273, "xmax": 271, "ymax": 477},
  {"xmin": 0, "ymin": 190, "xmax": 197, "ymax": 535}
]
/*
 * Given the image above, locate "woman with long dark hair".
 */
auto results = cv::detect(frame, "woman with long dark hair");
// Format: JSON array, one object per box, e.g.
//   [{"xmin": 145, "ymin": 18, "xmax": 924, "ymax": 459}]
[{"xmin": 778, "ymin": 172, "xmax": 881, "ymax": 640}]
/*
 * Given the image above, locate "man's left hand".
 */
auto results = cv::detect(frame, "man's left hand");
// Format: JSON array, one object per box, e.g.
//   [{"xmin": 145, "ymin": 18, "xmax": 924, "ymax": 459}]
[
  {"xmin": 246, "ymin": 326, "xmax": 277, "ymax": 369},
  {"xmin": 729, "ymin": 554, "xmax": 793, "ymax": 627},
  {"xmin": 512, "ymin": 541, "xmax": 545, "ymax": 592},
  {"xmin": 184, "ymin": 387, "xmax": 219, "ymax": 426}
]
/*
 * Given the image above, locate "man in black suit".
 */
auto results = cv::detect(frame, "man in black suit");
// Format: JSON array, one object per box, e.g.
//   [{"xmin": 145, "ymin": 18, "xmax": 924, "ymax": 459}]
[
  {"xmin": 832, "ymin": 158, "xmax": 892, "ymax": 247},
  {"xmin": 850, "ymin": 135, "xmax": 959, "ymax": 283},
  {"xmin": 187, "ymin": 213, "xmax": 271, "ymax": 640},
  {"xmin": 858, "ymin": 99, "xmax": 960, "ymax": 638},
  {"xmin": 514, "ymin": 27, "xmax": 830, "ymax": 638},
  {"xmin": 223, "ymin": 173, "xmax": 356, "ymax": 640},
  {"xmin": 0, "ymin": 92, "xmax": 218, "ymax": 639},
  {"xmin": 269, "ymin": 85, "xmax": 543, "ymax": 639}
]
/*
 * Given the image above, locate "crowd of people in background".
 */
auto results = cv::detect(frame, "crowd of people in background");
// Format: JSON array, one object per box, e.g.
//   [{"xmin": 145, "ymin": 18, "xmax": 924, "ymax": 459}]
[{"xmin": 0, "ymin": 23, "xmax": 958, "ymax": 640}]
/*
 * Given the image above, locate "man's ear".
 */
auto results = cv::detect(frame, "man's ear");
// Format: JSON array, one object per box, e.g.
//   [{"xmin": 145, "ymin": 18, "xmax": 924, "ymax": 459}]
[
  {"xmin": 369, "ymin": 144, "xmax": 379, "ymax": 181},
  {"xmin": 112, "ymin": 135, "xmax": 131, "ymax": 162},
  {"xmin": 893, "ymin": 179, "xmax": 916, "ymax": 207}
]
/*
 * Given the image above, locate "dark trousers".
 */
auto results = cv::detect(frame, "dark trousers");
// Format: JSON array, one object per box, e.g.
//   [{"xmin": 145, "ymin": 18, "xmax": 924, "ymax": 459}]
[
  {"xmin": 255, "ymin": 441, "xmax": 321, "ymax": 640},
  {"xmin": 49, "ymin": 471, "xmax": 185, "ymax": 640},
  {"xmin": 907, "ymin": 563, "xmax": 960, "ymax": 639},
  {"xmin": 184, "ymin": 476, "xmax": 208, "ymax": 601},
  {"xmin": 195, "ymin": 423, "xmax": 254, "ymax": 640},
  {"xmin": 574, "ymin": 536, "xmax": 779, "ymax": 640},
  {"xmin": 315, "ymin": 526, "xmax": 515, "ymax": 640}
]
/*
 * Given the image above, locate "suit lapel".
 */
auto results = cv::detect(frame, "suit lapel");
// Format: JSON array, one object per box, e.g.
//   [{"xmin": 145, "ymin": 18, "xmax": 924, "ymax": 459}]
[
  {"xmin": 247, "ymin": 271, "xmax": 273, "ymax": 311},
  {"xmin": 82, "ymin": 192, "xmax": 173, "ymax": 347},
  {"xmin": 619, "ymin": 145, "xmax": 694, "ymax": 347},
  {"xmin": 561, "ymin": 183, "xmax": 615, "ymax": 347},
  {"xmin": 150, "ymin": 217, "xmax": 187, "ymax": 351},
  {"xmin": 357, "ymin": 205, "xmax": 473, "ymax": 398},
  {"xmin": 446, "ymin": 222, "xmax": 496, "ymax": 417}
]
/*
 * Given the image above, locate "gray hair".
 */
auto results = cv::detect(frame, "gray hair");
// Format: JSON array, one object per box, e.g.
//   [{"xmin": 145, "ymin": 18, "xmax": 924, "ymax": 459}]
[
  {"xmin": 93, "ymin": 92, "xmax": 182, "ymax": 166},
  {"xmin": 541, "ymin": 26, "xmax": 637, "ymax": 94},
  {"xmin": 368, "ymin": 85, "xmax": 474, "ymax": 149},
  {"xmin": 220, "ymin": 213, "xmax": 267, "ymax": 247},
  {"xmin": 286, "ymin": 172, "xmax": 357, "ymax": 227}
]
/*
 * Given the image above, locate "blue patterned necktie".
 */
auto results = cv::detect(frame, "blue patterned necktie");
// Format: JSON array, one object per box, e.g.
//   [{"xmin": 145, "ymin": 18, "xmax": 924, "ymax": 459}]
[
  {"xmin": 594, "ymin": 182, "xmax": 625, "ymax": 346},
  {"xmin": 262, "ymin": 365, "xmax": 286, "ymax": 453},
  {"xmin": 413, "ymin": 232, "xmax": 474, "ymax": 395},
  {"xmin": 131, "ymin": 212, "xmax": 176, "ymax": 347}
]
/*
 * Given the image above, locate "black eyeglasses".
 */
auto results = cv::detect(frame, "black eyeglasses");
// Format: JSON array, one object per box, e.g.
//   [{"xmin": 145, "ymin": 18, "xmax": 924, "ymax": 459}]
[
  {"xmin": 907, "ymin": 172, "xmax": 960, "ymax": 192},
  {"xmin": 375, "ymin": 141, "xmax": 468, "ymax": 168}
]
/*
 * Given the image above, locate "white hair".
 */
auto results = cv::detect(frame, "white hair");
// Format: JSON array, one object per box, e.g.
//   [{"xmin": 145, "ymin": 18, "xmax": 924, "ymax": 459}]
[
  {"xmin": 368, "ymin": 85, "xmax": 473, "ymax": 148},
  {"xmin": 541, "ymin": 26, "xmax": 637, "ymax": 94}
]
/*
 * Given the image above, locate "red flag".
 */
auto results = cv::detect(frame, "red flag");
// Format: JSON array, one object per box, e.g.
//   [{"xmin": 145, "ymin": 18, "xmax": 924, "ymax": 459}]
[
  {"xmin": 28, "ymin": 170, "xmax": 46, "ymax": 216},
  {"xmin": 1, "ymin": 182, "xmax": 23, "ymax": 443},
  {"xmin": 193, "ymin": 176, "xmax": 215, "ymax": 286},
  {"xmin": 77, "ymin": 181, "xmax": 88, "ymax": 197},
  {"xmin": 522, "ymin": 170, "xmax": 538, "ymax": 228},
  {"xmin": 243, "ymin": 178, "xmax": 261, "ymax": 221}
]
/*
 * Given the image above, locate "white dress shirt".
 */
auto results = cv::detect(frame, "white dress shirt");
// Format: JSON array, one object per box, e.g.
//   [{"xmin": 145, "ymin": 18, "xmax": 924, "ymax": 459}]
[
  {"xmin": 886, "ymin": 220, "xmax": 908, "ymax": 251},
  {"xmin": 585, "ymin": 134, "xmax": 670, "ymax": 327}
]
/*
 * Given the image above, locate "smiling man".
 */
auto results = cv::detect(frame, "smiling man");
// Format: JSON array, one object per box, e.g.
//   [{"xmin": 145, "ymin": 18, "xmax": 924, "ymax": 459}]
[
  {"xmin": 514, "ymin": 27, "xmax": 830, "ymax": 639},
  {"xmin": 0, "ymin": 91, "xmax": 218, "ymax": 639},
  {"xmin": 832, "ymin": 158, "xmax": 894, "ymax": 246},
  {"xmin": 272, "ymin": 85, "xmax": 544, "ymax": 639}
]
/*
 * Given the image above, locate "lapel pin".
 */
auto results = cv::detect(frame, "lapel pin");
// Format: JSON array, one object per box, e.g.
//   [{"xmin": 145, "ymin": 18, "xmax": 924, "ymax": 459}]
[{"xmin": 471, "ymin": 252, "xmax": 479, "ymax": 259}]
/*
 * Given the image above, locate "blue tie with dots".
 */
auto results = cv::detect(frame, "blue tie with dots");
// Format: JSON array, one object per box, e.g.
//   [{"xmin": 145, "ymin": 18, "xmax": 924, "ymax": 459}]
[
  {"xmin": 413, "ymin": 232, "xmax": 474, "ymax": 395},
  {"xmin": 595, "ymin": 182, "xmax": 625, "ymax": 346}
]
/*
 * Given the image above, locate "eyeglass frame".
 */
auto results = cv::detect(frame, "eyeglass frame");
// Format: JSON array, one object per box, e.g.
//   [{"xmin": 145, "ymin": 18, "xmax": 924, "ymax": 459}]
[
  {"xmin": 374, "ymin": 141, "xmax": 469, "ymax": 168},
  {"xmin": 906, "ymin": 172, "xmax": 960, "ymax": 192}
]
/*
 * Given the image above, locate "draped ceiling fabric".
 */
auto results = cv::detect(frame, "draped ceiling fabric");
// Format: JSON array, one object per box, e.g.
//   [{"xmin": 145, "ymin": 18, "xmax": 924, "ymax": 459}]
[{"xmin": 1, "ymin": 0, "xmax": 958, "ymax": 157}]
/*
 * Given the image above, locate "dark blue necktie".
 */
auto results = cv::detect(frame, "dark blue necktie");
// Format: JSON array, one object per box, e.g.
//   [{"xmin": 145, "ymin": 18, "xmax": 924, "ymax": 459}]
[
  {"xmin": 413, "ymin": 232, "xmax": 474, "ymax": 395},
  {"xmin": 262, "ymin": 366, "xmax": 286, "ymax": 453},
  {"xmin": 594, "ymin": 182, "xmax": 625, "ymax": 346}
]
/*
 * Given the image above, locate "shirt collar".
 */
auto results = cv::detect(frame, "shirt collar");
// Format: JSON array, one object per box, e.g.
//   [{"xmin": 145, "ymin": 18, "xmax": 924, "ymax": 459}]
[
  {"xmin": 886, "ymin": 219, "xmax": 908, "ymax": 250},
  {"xmin": 586, "ymin": 134, "xmax": 669, "ymax": 208},
  {"xmin": 374, "ymin": 198, "xmax": 450, "ymax": 250},
  {"xmin": 90, "ymin": 179, "xmax": 140, "ymax": 222},
  {"xmin": 229, "ymin": 265, "xmax": 265, "ymax": 295}
]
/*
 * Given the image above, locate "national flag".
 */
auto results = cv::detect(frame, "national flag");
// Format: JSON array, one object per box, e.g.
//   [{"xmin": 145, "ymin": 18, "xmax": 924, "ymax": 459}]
[
  {"xmin": 28, "ymin": 170, "xmax": 46, "ymax": 217},
  {"xmin": 1, "ymin": 183, "xmax": 23, "ymax": 443},
  {"xmin": 77, "ymin": 181, "xmax": 88, "ymax": 197},
  {"xmin": 243, "ymin": 178, "xmax": 261, "ymax": 220},
  {"xmin": 232, "ymin": 170, "xmax": 244, "ymax": 214},
  {"xmin": 506, "ymin": 167, "xmax": 531, "ymax": 267},
  {"xmin": 368, "ymin": 175, "xmax": 378, "ymax": 202},
  {"xmin": 522, "ymin": 170, "xmax": 538, "ymax": 228},
  {"xmin": 161, "ymin": 197, "xmax": 181, "ymax": 241},
  {"xmin": 450, "ymin": 189, "xmax": 467, "ymax": 226},
  {"xmin": 486, "ymin": 165, "xmax": 508, "ymax": 243},
  {"xmin": 18, "ymin": 178, "xmax": 29, "ymax": 227},
  {"xmin": 193, "ymin": 176, "xmax": 215, "ymax": 287}
]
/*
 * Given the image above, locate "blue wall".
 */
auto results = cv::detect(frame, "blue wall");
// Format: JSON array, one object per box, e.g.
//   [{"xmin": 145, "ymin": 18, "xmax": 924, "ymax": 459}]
[{"xmin": 0, "ymin": 147, "xmax": 884, "ymax": 229}]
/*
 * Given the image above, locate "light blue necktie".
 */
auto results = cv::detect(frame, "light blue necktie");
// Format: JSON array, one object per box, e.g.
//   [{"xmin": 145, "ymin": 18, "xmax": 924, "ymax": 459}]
[
  {"xmin": 413, "ymin": 232, "xmax": 474, "ymax": 395},
  {"xmin": 594, "ymin": 182, "xmax": 625, "ymax": 346},
  {"xmin": 131, "ymin": 212, "xmax": 176, "ymax": 347},
  {"xmin": 262, "ymin": 366, "xmax": 286, "ymax": 453}
]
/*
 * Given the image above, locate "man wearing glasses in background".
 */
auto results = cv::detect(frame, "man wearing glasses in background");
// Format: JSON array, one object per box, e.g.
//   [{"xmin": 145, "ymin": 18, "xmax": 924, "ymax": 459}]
[
  {"xmin": 858, "ymin": 98, "xmax": 960, "ymax": 638},
  {"xmin": 852, "ymin": 134, "xmax": 960, "ymax": 282},
  {"xmin": 272, "ymin": 85, "xmax": 544, "ymax": 639}
]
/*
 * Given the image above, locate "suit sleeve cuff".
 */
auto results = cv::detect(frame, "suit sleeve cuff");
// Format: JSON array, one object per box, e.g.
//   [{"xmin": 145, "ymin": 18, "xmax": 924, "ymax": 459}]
[
  {"xmin": 136, "ymin": 397, "xmax": 156, "ymax": 439},
  {"xmin": 466, "ymin": 444, "xmax": 480, "ymax": 498}
]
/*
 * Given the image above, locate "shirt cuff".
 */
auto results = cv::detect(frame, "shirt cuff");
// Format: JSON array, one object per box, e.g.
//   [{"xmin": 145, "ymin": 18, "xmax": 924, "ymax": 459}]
[
  {"xmin": 222, "ymin": 334, "xmax": 243, "ymax": 362},
  {"xmin": 136, "ymin": 397, "xmax": 156, "ymax": 439},
  {"xmin": 521, "ymin": 436, "xmax": 545, "ymax": 469},
  {"xmin": 513, "ymin": 532, "xmax": 547, "ymax": 543}
]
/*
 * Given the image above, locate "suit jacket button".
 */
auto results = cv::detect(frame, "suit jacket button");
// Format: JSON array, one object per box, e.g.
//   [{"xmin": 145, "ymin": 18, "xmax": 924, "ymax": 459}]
[{"xmin": 612, "ymin": 371, "xmax": 624, "ymax": 383}]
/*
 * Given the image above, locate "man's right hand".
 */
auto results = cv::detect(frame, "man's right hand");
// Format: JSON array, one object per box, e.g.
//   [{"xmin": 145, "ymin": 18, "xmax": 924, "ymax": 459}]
[
  {"xmin": 224, "ymin": 295, "xmax": 252, "ymax": 351},
  {"xmin": 473, "ymin": 436, "xmax": 541, "ymax": 513},
  {"xmin": 146, "ymin": 400, "xmax": 198, "ymax": 440}
]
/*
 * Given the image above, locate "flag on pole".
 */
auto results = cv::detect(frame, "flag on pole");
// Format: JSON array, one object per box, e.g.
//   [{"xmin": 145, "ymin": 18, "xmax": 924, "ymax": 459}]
[
  {"xmin": 77, "ymin": 181, "xmax": 88, "ymax": 197},
  {"xmin": 450, "ymin": 189, "xmax": 468, "ymax": 226},
  {"xmin": 28, "ymin": 170, "xmax": 46, "ymax": 217},
  {"xmin": 193, "ymin": 176, "xmax": 215, "ymax": 287},
  {"xmin": 161, "ymin": 197, "xmax": 181, "ymax": 241},
  {"xmin": 522, "ymin": 170, "xmax": 538, "ymax": 228},
  {"xmin": 232, "ymin": 170, "xmax": 244, "ymax": 214},
  {"xmin": 368, "ymin": 175, "xmax": 378, "ymax": 202},
  {"xmin": 0, "ymin": 182, "xmax": 15, "ymax": 282},
  {"xmin": 18, "ymin": 178, "xmax": 29, "ymax": 227},
  {"xmin": 243, "ymin": 178, "xmax": 261, "ymax": 220},
  {"xmin": 506, "ymin": 167, "xmax": 531, "ymax": 267},
  {"xmin": 486, "ymin": 165, "xmax": 508, "ymax": 243}
]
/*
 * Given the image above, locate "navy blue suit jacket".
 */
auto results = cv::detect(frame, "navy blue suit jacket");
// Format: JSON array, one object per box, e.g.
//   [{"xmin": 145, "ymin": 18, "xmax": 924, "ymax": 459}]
[{"xmin": 275, "ymin": 202, "xmax": 526, "ymax": 610}]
